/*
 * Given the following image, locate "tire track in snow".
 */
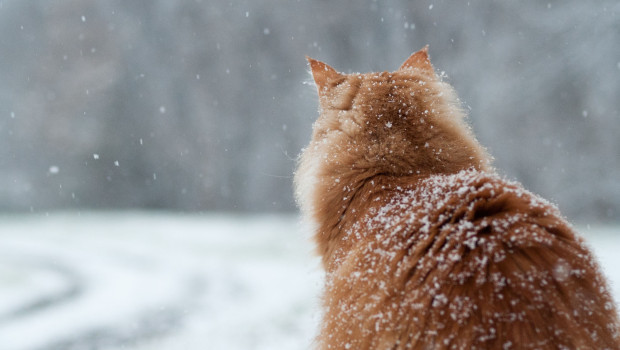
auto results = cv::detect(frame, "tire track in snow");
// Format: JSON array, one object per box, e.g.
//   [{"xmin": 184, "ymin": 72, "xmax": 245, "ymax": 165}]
[
  {"xmin": 35, "ymin": 278, "xmax": 206, "ymax": 350},
  {"xmin": 0, "ymin": 257, "xmax": 83, "ymax": 325}
]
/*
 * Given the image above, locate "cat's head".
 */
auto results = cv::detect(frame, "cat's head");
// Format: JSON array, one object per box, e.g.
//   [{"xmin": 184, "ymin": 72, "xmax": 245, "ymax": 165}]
[{"xmin": 295, "ymin": 47, "xmax": 491, "ymax": 223}]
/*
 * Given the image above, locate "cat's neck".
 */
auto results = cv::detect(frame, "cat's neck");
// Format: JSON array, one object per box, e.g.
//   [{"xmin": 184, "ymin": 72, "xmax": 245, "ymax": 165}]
[{"xmin": 313, "ymin": 169, "xmax": 426, "ymax": 271}]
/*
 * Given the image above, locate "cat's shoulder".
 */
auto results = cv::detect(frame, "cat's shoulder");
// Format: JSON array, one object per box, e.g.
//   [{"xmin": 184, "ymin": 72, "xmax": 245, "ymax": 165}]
[{"xmin": 369, "ymin": 169, "xmax": 564, "ymax": 237}]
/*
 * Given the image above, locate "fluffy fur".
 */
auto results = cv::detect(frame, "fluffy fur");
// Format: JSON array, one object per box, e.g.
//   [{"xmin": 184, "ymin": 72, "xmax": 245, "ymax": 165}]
[{"xmin": 294, "ymin": 47, "xmax": 620, "ymax": 349}]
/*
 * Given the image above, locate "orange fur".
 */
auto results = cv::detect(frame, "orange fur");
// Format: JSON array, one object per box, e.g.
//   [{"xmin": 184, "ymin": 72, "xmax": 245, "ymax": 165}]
[{"xmin": 295, "ymin": 47, "xmax": 620, "ymax": 349}]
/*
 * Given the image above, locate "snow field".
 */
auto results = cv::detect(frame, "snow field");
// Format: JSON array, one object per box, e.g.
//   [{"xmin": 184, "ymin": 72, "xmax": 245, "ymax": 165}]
[{"xmin": 0, "ymin": 213, "xmax": 323, "ymax": 350}]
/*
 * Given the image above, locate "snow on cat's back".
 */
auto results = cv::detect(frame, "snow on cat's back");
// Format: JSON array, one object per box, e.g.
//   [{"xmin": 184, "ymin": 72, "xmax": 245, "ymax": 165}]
[{"xmin": 294, "ymin": 47, "xmax": 620, "ymax": 349}]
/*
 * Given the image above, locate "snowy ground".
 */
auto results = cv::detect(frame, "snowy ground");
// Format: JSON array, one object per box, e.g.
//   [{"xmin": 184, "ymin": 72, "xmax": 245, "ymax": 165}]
[{"xmin": 0, "ymin": 213, "xmax": 618, "ymax": 350}]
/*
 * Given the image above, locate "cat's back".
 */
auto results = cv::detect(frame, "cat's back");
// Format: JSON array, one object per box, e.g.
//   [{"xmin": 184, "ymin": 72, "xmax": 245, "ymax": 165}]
[{"xmin": 322, "ymin": 169, "xmax": 620, "ymax": 349}]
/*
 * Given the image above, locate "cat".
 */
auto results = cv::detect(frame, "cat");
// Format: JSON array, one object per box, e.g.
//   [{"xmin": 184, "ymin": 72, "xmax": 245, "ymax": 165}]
[{"xmin": 294, "ymin": 46, "xmax": 620, "ymax": 349}]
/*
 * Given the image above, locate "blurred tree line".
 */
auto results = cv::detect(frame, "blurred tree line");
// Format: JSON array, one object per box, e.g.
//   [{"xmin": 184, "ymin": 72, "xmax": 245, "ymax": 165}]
[{"xmin": 0, "ymin": 0, "xmax": 618, "ymax": 221}]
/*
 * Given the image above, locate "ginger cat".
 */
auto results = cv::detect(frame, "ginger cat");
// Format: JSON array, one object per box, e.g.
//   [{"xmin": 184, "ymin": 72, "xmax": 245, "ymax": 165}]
[{"xmin": 295, "ymin": 47, "xmax": 620, "ymax": 349}]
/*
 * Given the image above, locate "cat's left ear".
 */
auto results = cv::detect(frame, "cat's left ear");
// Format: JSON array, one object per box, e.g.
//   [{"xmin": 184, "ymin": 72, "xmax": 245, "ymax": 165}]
[
  {"xmin": 399, "ymin": 45, "xmax": 435, "ymax": 75},
  {"xmin": 307, "ymin": 56, "xmax": 343, "ymax": 94}
]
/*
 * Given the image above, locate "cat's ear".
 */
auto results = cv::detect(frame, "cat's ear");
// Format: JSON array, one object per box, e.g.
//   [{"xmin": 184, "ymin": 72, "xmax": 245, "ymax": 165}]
[
  {"xmin": 307, "ymin": 56, "xmax": 343, "ymax": 94},
  {"xmin": 399, "ymin": 45, "xmax": 435, "ymax": 75}
]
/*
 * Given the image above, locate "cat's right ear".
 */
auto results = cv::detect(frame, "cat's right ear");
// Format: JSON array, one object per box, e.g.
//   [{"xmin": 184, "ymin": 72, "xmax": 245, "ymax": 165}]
[
  {"xmin": 399, "ymin": 46, "xmax": 435, "ymax": 75},
  {"xmin": 307, "ymin": 56, "xmax": 342, "ymax": 95}
]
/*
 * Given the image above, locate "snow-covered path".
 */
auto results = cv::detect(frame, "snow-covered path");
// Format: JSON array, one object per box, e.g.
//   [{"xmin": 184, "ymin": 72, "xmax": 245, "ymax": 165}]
[{"xmin": 0, "ymin": 213, "xmax": 618, "ymax": 350}]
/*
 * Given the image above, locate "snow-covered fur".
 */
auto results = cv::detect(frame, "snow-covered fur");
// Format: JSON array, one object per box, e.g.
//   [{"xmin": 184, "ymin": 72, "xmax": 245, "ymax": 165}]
[{"xmin": 294, "ymin": 47, "xmax": 620, "ymax": 349}]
